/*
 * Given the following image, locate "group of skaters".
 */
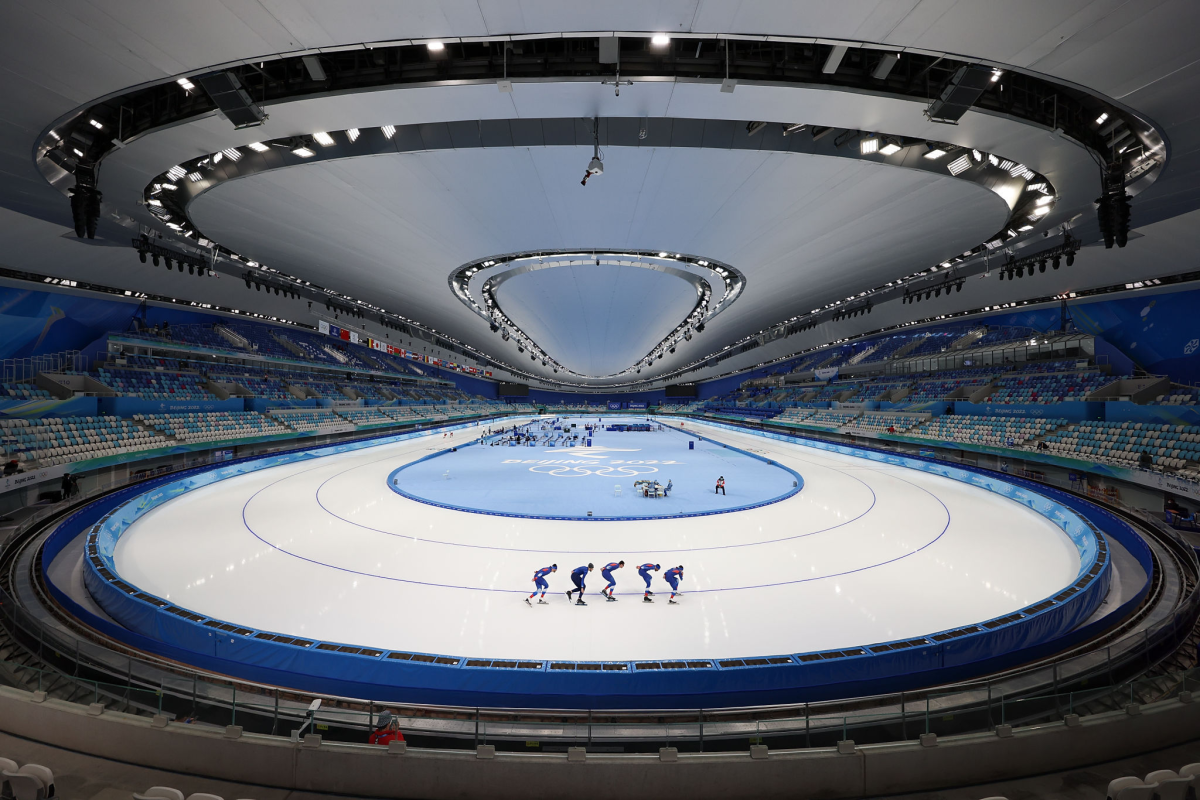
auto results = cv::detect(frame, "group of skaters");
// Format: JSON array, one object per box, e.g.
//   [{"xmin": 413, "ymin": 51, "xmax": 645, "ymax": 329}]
[{"xmin": 526, "ymin": 562, "xmax": 685, "ymax": 606}]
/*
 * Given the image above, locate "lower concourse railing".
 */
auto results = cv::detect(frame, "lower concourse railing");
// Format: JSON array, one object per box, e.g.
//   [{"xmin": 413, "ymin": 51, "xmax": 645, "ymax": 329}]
[{"xmin": 0, "ymin": 416, "xmax": 1198, "ymax": 754}]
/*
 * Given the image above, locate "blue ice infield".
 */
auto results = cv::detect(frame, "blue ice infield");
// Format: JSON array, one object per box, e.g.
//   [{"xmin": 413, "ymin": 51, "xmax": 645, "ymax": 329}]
[{"xmin": 387, "ymin": 416, "xmax": 803, "ymax": 520}]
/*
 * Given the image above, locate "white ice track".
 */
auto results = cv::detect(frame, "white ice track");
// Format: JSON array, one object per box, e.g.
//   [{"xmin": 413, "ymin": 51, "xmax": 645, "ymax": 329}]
[{"xmin": 113, "ymin": 418, "xmax": 1082, "ymax": 663}]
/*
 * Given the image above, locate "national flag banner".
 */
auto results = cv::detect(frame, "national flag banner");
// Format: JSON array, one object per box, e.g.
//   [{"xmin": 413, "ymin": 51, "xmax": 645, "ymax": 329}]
[
  {"xmin": 349, "ymin": 331, "xmax": 359, "ymax": 344},
  {"xmin": 339, "ymin": 329, "xmax": 350, "ymax": 341},
  {"xmin": 318, "ymin": 320, "xmax": 330, "ymax": 335},
  {"xmin": 485, "ymin": 371, "xmax": 492, "ymax": 377},
  {"xmin": 328, "ymin": 324, "xmax": 342, "ymax": 339}
]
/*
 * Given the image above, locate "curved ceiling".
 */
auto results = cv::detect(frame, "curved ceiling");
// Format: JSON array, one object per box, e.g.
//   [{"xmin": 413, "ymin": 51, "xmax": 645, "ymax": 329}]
[
  {"xmin": 187, "ymin": 144, "xmax": 1007, "ymax": 384},
  {"xmin": 494, "ymin": 263, "xmax": 699, "ymax": 377},
  {"xmin": 3, "ymin": 4, "xmax": 1199, "ymax": 389}
]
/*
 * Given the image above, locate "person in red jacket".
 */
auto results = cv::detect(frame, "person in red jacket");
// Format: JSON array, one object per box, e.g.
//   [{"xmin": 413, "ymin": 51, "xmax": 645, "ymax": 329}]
[{"xmin": 368, "ymin": 710, "xmax": 405, "ymax": 746}]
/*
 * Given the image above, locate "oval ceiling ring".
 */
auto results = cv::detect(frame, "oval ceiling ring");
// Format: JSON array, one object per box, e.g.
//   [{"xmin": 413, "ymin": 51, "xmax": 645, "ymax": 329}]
[{"xmin": 448, "ymin": 250, "xmax": 745, "ymax": 379}]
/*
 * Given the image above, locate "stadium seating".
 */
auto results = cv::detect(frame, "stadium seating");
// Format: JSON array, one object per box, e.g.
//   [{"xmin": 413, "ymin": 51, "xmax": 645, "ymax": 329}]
[
  {"xmin": 1157, "ymin": 386, "xmax": 1200, "ymax": 405},
  {"xmin": 339, "ymin": 408, "xmax": 399, "ymax": 428},
  {"xmin": 1, "ymin": 382, "xmax": 51, "ymax": 400},
  {"xmin": 210, "ymin": 372, "xmax": 294, "ymax": 400},
  {"xmin": 136, "ymin": 412, "xmax": 291, "ymax": 443},
  {"xmin": 904, "ymin": 372, "xmax": 995, "ymax": 402},
  {"xmin": 1043, "ymin": 421, "xmax": 1200, "ymax": 470},
  {"xmin": 95, "ymin": 367, "xmax": 212, "ymax": 400},
  {"xmin": 299, "ymin": 379, "xmax": 351, "ymax": 400},
  {"xmin": 268, "ymin": 408, "xmax": 356, "ymax": 434},
  {"xmin": 0, "ymin": 415, "xmax": 170, "ymax": 466},
  {"xmin": 842, "ymin": 413, "xmax": 925, "ymax": 434},
  {"xmin": 987, "ymin": 371, "xmax": 1112, "ymax": 404},
  {"xmin": 224, "ymin": 323, "xmax": 297, "ymax": 360},
  {"xmin": 905, "ymin": 415, "xmax": 1066, "ymax": 449}
]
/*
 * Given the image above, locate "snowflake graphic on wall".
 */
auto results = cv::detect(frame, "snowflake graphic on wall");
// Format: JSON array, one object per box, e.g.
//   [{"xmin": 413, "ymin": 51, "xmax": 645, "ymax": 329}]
[{"xmin": 1185, "ymin": 338, "xmax": 1199, "ymax": 356}]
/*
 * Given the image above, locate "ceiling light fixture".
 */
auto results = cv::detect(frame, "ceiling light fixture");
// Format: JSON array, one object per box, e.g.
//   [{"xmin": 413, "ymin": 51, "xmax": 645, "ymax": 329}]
[
  {"xmin": 382, "ymin": 125, "xmax": 396, "ymax": 139},
  {"xmin": 313, "ymin": 131, "xmax": 335, "ymax": 146},
  {"xmin": 177, "ymin": 77, "xmax": 195, "ymax": 91},
  {"xmin": 651, "ymin": 34, "xmax": 670, "ymax": 46},
  {"xmin": 924, "ymin": 148, "xmax": 947, "ymax": 160},
  {"xmin": 426, "ymin": 41, "xmax": 445, "ymax": 51},
  {"xmin": 947, "ymin": 154, "xmax": 971, "ymax": 175},
  {"xmin": 879, "ymin": 141, "xmax": 902, "ymax": 155},
  {"xmin": 292, "ymin": 146, "xmax": 315, "ymax": 158},
  {"xmin": 860, "ymin": 137, "xmax": 880, "ymax": 155},
  {"xmin": 247, "ymin": 142, "xmax": 269, "ymax": 152},
  {"xmin": 346, "ymin": 128, "xmax": 360, "ymax": 142}
]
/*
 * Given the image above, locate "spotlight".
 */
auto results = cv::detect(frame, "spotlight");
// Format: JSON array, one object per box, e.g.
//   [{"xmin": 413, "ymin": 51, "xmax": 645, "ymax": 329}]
[
  {"xmin": 138, "ymin": 250, "xmax": 146, "ymax": 263},
  {"xmin": 999, "ymin": 271, "xmax": 1006, "ymax": 281},
  {"xmin": 925, "ymin": 291, "xmax": 931, "ymax": 300},
  {"xmin": 245, "ymin": 277, "xmax": 251, "ymax": 289},
  {"xmin": 188, "ymin": 264, "xmax": 194, "ymax": 275},
  {"xmin": 1066, "ymin": 252, "xmax": 1075, "ymax": 267},
  {"xmin": 1016, "ymin": 266, "xmax": 1024, "ymax": 278},
  {"xmin": 255, "ymin": 283, "xmax": 261, "ymax": 291},
  {"xmin": 166, "ymin": 257, "xmax": 174, "ymax": 270},
  {"xmin": 695, "ymin": 323, "xmax": 705, "ymax": 333},
  {"xmin": 956, "ymin": 282, "xmax": 963, "ymax": 293},
  {"xmin": 152, "ymin": 253, "xmax": 160, "ymax": 266},
  {"xmin": 1038, "ymin": 260, "xmax": 1046, "ymax": 273},
  {"xmin": 177, "ymin": 262, "xmax": 184, "ymax": 272},
  {"xmin": 669, "ymin": 346, "xmax": 676, "ymax": 353},
  {"xmin": 935, "ymin": 287, "xmax": 941, "ymax": 297},
  {"xmin": 1052, "ymin": 254, "xmax": 1061, "ymax": 269}
]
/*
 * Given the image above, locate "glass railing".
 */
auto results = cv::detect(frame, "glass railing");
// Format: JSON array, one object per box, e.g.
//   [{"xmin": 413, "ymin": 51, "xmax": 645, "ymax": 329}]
[{"xmin": 2, "ymin": 647, "xmax": 1195, "ymax": 753}]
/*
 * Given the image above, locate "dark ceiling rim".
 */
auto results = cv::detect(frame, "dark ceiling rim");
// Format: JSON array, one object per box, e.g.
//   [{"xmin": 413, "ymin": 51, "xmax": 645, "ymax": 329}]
[
  {"xmin": 37, "ymin": 33, "xmax": 1165, "ymax": 190},
  {"xmin": 450, "ymin": 250, "xmax": 744, "ymax": 379}
]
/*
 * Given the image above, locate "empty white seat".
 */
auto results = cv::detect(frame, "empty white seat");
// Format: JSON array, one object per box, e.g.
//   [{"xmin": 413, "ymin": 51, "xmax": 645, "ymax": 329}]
[
  {"xmin": 185, "ymin": 794, "xmax": 225, "ymax": 800},
  {"xmin": 3, "ymin": 764, "xmax": 54, "ymax": 800},
  {"xmin": 1146, "ymin": 771, "xmax": 1193, "ymax": 800},
  {"xmin": 134, "ymin": 788, "xmax": 185, "ymax": 800},
  {"xmin": 1116, "ymin": 784, "xmax": 1158, "ymax": 800},
  {"xmin": 1107, "ymin": 777, "xmax": 1144, "ymax": 800},
  {"xmin": 0, "ymin": 758, "xmax": 18, "ymax": 800}
]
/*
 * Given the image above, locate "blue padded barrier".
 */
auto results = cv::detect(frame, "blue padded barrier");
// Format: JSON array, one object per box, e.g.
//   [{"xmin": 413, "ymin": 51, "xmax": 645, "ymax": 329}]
[{"xmin": 46, "ymin": 414, "xmax": 1137, "ymax": 709}]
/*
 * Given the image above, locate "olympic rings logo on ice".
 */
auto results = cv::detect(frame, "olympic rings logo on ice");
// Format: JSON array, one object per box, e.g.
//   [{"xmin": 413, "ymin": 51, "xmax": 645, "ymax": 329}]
[{"xmin": 527, "ymin": 463, "xmax": 660, "ymax": 478}]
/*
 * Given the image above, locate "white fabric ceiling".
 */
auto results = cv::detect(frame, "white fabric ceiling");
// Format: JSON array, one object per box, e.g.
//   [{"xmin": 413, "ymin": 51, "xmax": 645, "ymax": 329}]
[
  {"xmin": 188, "ymin": 146, "xmax": 1006, "ymax": 384},
  {"xmin": 494, "ymin": 264, "xmax": 699, "ymax": 377},
  {"xmin": 2, "ymin": 1, "xmax": 1200, "ymax": 386}
]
